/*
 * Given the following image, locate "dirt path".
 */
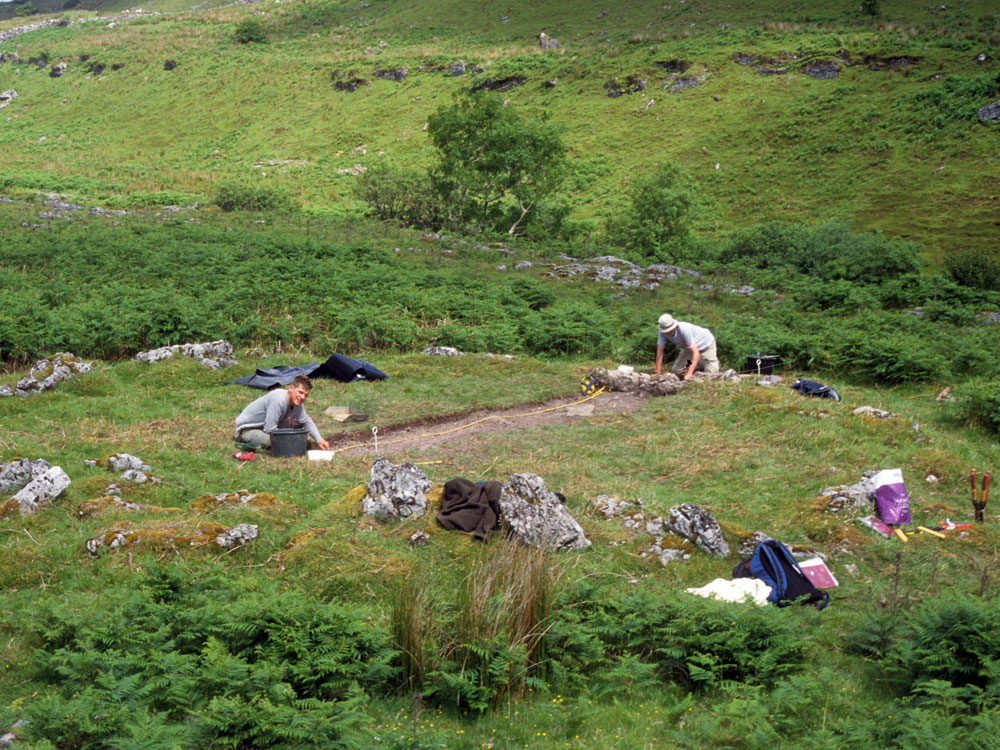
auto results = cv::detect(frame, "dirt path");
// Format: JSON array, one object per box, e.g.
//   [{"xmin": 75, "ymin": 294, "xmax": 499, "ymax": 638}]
[{"xmin": 328, "ymin": 390, "xmax": 650, "ymax": 458}]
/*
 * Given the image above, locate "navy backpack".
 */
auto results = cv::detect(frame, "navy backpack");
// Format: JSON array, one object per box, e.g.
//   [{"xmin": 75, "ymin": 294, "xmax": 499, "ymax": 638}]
[{"xmin": 732, "ymin": 539, "xmax": 830, "ymax": 609}]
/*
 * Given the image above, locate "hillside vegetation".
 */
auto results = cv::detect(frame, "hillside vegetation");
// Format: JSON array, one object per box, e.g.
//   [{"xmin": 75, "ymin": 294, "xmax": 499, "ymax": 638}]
[
  {"xmin": 2, "ymin": 1, "xmax": 1000, "ymax": 749},
  {"xmin": 1, "ymin": 0, "xmax": 999, "ymax": 259}
]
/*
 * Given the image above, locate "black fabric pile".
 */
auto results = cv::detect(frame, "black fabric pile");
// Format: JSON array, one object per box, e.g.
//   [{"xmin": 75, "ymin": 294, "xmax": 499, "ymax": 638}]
[
  {"xmin": 436, "ymin": 477, "xmax": 502, "ymax": 542},
  {"xmin": 227, "ymin": 353, "xmax": 388, "ymax": 390}
]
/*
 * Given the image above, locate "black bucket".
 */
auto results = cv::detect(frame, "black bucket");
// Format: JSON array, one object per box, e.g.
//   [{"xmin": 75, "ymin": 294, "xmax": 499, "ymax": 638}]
[
  {"xmin": 745, "ymin": 354, "xmax": 779, "ymax": 376},
  {"xmin": 270, "ymin": 427, "xmax": 308, "ymax": 457}
]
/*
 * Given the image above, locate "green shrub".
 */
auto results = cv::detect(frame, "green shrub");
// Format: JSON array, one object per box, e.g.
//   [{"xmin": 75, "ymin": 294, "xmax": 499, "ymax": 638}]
[
  {"xmin": 719, "ymin": 221, "xmax": 920, "ymax": 282},
  {"xmin": 234, "ymin": 17, "xmax": 268, "ymax": 44},
  {"xmin": 520, "ymin": 302, "xmax": 615, "ymax": 356},
  {"xmin": 603, "ymin": 163, "xmax": 696, "ymax": 264},
  {"xmin": 958, "ymin": 378, "xmax": 1000, "ymax": 434},
  {"xmin": 14, "ymin": 1, "xmax": 38, "ymax": 16},
  {"xmin": 214, "ymin": 181, "xmax": 296, "ymax": 213},
  {"xmin": 896, "ymin": 597, "xmax": 1000, "ymax": 689},
  {"xmin": 945, "ymin": 249, "xmax": 1000, "ymax": 292},
  {"xmin": 825, "ymin": 312, "xmax": 948, "ymax": 383},
  {"xmin": 352, "ymin": 163, "xmax": 443, "ymax": 230},
  {"xmin": 19, "ymin": 570, "xmax": 395, "ymax": 748}
]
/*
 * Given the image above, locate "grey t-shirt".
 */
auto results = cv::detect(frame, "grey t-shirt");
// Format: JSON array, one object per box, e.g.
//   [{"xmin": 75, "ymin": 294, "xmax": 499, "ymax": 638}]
[
  {"xmin": 657, "ymin": 321, "xmax": 715, "ymax": 352},
  {"xmin": 234, "ymin": 388, "xmax": 322, "ymax": 442}
]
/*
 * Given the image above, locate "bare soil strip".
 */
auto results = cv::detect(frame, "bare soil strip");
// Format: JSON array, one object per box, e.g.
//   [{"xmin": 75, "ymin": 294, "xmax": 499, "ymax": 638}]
[{"xmin": 328, "ymin": 391, "xmax": 650, "ymax": 458}]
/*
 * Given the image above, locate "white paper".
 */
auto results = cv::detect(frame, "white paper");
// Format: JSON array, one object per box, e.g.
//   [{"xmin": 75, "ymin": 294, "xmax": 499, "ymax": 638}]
[{"xmin": 307, "ymin": 450, "xmax": 334, "ymax": 461}]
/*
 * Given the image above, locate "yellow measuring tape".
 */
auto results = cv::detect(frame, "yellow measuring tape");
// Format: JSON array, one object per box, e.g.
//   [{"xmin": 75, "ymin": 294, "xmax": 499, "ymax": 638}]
[{"xmin": 331, "ymin": 386, "xmax": 607, "ymax": 454}]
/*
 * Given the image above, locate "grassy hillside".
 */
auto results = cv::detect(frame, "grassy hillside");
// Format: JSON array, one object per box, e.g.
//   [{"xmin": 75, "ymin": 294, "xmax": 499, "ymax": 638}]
[{"xmin": 1, "ymin": 0, "xmax": 998, "ymax": 260}]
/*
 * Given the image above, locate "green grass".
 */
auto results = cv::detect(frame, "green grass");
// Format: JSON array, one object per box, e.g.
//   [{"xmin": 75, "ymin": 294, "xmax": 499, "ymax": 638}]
[{"xmin": 3, "ymin": 346, "xmax": 1000, "ymax": 746}]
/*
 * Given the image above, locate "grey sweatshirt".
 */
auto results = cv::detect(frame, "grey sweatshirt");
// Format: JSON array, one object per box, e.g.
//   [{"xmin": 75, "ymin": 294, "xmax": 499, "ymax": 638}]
[{"xmin": 234, "ymin": 388, "xmax": 322, "ymax": 442}]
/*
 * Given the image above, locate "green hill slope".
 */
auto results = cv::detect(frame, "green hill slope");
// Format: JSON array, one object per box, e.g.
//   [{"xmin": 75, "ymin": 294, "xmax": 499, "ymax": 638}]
[{"xmin": 1, "ymin": 0, "xmax": 998, "ymax": 259}]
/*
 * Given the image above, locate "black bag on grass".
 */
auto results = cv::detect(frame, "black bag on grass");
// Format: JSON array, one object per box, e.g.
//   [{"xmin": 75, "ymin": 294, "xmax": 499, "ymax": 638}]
[{"xmin": 732, "ymin": 539, "xmax": 829, "ymax": 609}]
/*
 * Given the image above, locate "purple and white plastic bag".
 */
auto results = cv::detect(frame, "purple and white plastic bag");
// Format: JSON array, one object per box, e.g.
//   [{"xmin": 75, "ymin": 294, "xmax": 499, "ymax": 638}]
[{"xmin": 872, "ymin": 469, "xmax": 912, "ymax": 525}]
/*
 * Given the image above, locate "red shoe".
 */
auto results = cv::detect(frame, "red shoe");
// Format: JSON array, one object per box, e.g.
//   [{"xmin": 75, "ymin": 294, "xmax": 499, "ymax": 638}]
[{"xmin": 233, "ymin": 451, "xmax": 256, "ymax": 461}]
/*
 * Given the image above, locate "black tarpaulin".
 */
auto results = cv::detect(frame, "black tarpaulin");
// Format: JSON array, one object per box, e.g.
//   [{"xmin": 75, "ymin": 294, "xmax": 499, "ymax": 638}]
[{"xmin": 227, "ymin": 353, "xmax": 388, "ymax": 390}]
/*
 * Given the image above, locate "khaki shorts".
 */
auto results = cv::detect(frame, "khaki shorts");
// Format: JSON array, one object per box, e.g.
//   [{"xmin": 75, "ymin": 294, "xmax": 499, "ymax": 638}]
[{"xmin": 671, "ymin": 341, "xmax": 720, "ymax": 375}]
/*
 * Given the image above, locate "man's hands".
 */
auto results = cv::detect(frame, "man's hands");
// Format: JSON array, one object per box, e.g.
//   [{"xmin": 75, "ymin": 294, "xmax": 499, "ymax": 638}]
[{"xmin": 317, "ymin": 439, "xmax": 331, "ymax": 451}]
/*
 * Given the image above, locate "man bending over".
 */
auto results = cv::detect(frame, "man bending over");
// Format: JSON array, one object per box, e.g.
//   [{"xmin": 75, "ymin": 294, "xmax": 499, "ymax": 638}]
[{"xmin": 654, "ymin": 313, "xmax": 720, "ymax": 381}]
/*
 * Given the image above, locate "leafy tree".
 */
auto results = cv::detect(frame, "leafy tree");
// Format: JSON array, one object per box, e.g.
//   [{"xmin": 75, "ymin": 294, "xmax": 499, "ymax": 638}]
[
  {"xmin": 14, "ymin": 1, "xmax": 39, "ymax": 16},
  {"xmin": 427, "ymin": 91, "xmax": 567, "ymax": 235},
  {"xmin": 604, "ymin": 163, "xmax": 696, "ymax": 262}
]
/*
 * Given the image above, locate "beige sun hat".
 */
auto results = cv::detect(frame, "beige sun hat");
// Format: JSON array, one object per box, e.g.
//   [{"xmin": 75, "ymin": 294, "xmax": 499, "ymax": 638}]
[{"xmin": 658, "ymin": 314, "xmax": 678, "ymax": 333}]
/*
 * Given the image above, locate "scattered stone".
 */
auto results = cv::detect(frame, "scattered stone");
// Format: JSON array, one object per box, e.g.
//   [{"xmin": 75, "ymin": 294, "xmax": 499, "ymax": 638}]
[
  {"xmin": 979, "ymin": 312, "xmax": 1000, "ymax": 324},
  {"xmin": 641, "ymin": 541, "xmax": 690, "ymax": 565},
  {"xmin": 135, "ymin": 340, "xmax": 237, "ymax": 368},
  {"xmin": 10, "ymin": 466, "xmax": 71, "ymax": 515},
  {"xmin": 361, "ymin": 457, "xmax": 430, "ymax": 521},
  {"xmin": 422, "ymin": 346, "xmax": 463, "ymax": 357},
  {"xmin": 803, "ymin": 61, "xmax": 839, "ymax": 79},
  {"xmin": 481, "ymin": 352, "xmax": 515, "ymax": 360},
  {"xmin": 85, "ymin": 520, "xmax": 258, "ymax": 556},
  {"xmin": 664, "ymin": 76, "xmax": 702, "ymax": 91},
  {"xmin": 0, "ymin": 385, "xmax": 12, "ymax": 397},
  {"xmin": 324, "ymin": 405, "xmax": 369, "ymax": 422},
  {"xmin": 471, "ymin": 76, "xmax": 526, "ymax": 92},
  {"xmin": 337, "ymin": 164, "xmax": 367, "ymax": 176},
  {"xmin": 935, "ymin": 386, "xmax": 953, "ymax": 401},
  {"xmin": 926, "ymin": 474, "xmax": 940, "ymax": 483},
  {"xmin": 654, "ymin": 59, "xmax": 691, "ymax": 73},
  {"xmin": 757, "ymin": 375, "xmax": 783, "ymax": 386},
  {"xmin": 408, "ymin": 530, "xmax": 430, "ymax": 547},
  {"xmin": 591, "ymin": 367, "xmax": 684, "ymax": 396},
  {"xmin": 333, "ymin": 73, "xmax": 367, "ymax": 92},
  {"xmin": 76, "ymin": 494, "xmax": 182, "ymax": 517},
  {"xmin": 853, "ymin": 405, "xmax": 896, "ymax": 419},
  {"xmin": 98, "ymin": 453, "xmax": 151, "ymax": 473},
  {"xmin": 499, "ymin": 473, "xmax": 590, "ymax": 550},
  {"xmin": 665, "ymin": 503, "xmax": 729, "ymax": 557},
  {"xmin": 544, "ymin": 77, "xmax": 558, "ymax": 88},
  {"xmin": 190, "ymin": 490, "xmax": 292, "ymax": 513},
  {"xmin": 605, "ymin": 76, "xmax": 647, "ymax": 98},
  {"xmin": 88, "ymin": 206, "xmax": 129, "ymax": 216},
  {"xmin": 591, "ymin": 494, "xmax": 642, "ymax": 518},
  {"xmin": 13, "ymin": 352, "xmax": 92, "ymax": 396},
  {"xmin": 978, "ymin": 100, "xmax": 1000, "ymax": 123},
  {"xmin": 0, "ymin": 90, "xmax": 16, "ymax": 111},
  {"xmin": 374, "ymin": 66, "xmax": 408, "ymax": 81},
  {"xmin": 447, "ymin": 60, "xmax": 466, "ymax": 76},
  {"xmin": 163, "ymin": 60, "xmax": 178, "ymax": 70},
  {"xmin": 733, "ymin": 52, "xmax": 757, "ymax": 65},
  {"xmin": 738, "ymin": 531, "xmax": 770, "ymax": 557},
  {"xmin": 537, "ymin": 32, "xmax": 559, "ymax": 50},
  {"xmin": 0, "ymin": 458, "xmax": 51, "ymax": 493},
  {"xmin": 815, "ymin": 471, "xmax": 877, "ymax": 514},
  {"xmin": 49, "ymin": 62, "xmax": 67, "ymax": 78}
]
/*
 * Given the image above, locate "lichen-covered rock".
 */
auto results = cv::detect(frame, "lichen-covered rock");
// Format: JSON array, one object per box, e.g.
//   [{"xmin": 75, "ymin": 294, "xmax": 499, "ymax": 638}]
[
  {"xmin": 0, "ymin": 458, "xmax": 51, "ymax": 493},
  {"xmin": 10, "ymin": 466, "xmax": 71, "ymax": 514},
  {"xmin": 135, "ymin": 340, "xmax": 237, "ymax": 368},
  {"xmin": 665, "ymin": 503, "xmax": 729, "ymax": 557},
  {"xmin": 592, "ymin": 368, "xmax": 685, "ymax": 396},
  {"xmin": 499, "ymin": 473, "xmax": 590, "ymax": 550},
  {"xmin": 853, "ymin": 405, "xmax": 896, "ymax": 419},
  {"xmin": 0, "ymin": 385, "xmax": 13, "ymax": 397},
  {"xmin": 85, "ymin": 520, "xmax": 258, "ymax": 556},
  {"xmin": 361, "ymin": 457, "xmax": 430, "ymax": 520},
  {"xmin": 421, "ymin": 346, "xmax": 463, "ymax": 357},
  {"xmin": 815, "ymin": 471, "xmax": 877, "ymax": 514},
  {"xmin": 99, "ymin": 453, "xmax": 151, "ymax": 472},
  {"xmin": 591, "ymin": 494, "xmax": 642, "ymax": 518},
  {"xmin": 75, "ymin": 494, "xmax": 183, "ymax": 517},
  {"xmin": 14, "ymin": 352, "xmax": 92, "ymax": 396},
  {"xmin": 641, "ymin": 537, "xmax": 693, "ymax": 565},
  {"xmin": 190, "ymin": 490, "xmax": 293, "ymax": 514}
]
